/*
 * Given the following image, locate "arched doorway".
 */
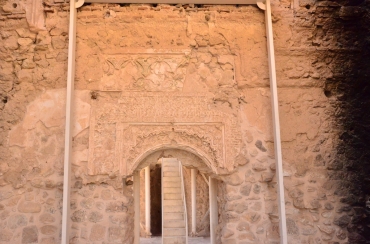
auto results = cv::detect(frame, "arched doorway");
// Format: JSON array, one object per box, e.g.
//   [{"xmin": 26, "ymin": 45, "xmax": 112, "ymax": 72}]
[{"xmin": 131, "ymin": 148, "xmax": 218, "ymax": 244}]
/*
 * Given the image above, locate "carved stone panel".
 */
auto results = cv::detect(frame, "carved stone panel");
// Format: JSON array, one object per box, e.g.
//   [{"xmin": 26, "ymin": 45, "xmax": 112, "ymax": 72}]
[
  {"xmin": 88, "ymin": 93, "xmax": 242, "ymax": 176},
  {"xmin": 101, "ymin": 51, "xmax": 190, "ymax": 92}
]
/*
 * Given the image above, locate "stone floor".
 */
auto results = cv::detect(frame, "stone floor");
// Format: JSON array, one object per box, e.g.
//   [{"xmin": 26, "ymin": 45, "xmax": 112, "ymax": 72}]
[{"xmin": 140, "ymin": 237, "xmax": 211, "ymax": 244}]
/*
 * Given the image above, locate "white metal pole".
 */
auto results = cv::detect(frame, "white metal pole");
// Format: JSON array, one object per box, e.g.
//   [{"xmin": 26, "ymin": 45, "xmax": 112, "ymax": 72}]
[
  {"xmin": 191, "ymin": 169, "xmax": 197, "ymax": 236},
  {"xmin": 209, "ymin": 177, "xmax": 218, "ymax": 244},
  {"xmin": 134, "ymin": 171, "xmax": 140, "ymax": 244},
  {"xmin": 264, "ymin": 0, "xmax": 288, "ymax": 243},
  {"xmin": 61, "ymin": 1, "xmax": 77, "ymax": 243},
  {"xmin": 145, "ymin": 166, "xmax": 151, "ymax": 237}
]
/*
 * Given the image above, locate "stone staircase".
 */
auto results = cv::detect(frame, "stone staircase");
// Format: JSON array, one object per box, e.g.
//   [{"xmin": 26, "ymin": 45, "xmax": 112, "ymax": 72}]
[{"xmin": 162, "ymin": 159, "xmax": 188, "ymax": 244}]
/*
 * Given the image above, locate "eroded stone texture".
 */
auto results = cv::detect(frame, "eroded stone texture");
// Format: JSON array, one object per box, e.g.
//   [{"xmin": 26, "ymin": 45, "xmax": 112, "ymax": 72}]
[
  {"xmin": 18, "ymin": 201, "xmax": 42, "ymax": 213},
  {"xmin": 8, "ymin": 214, "xmax": 28, "ymax": 229},
  {"xmin": 89, "ymin": 224, "xmax": 106, "ymax": 241},
  {"xmin": 22, "ymin": 226, "xmax": 38, "ymax": 244},
  {"xmin": 0, "ymin": 0, "xmax": 366, "ymax": 243}
]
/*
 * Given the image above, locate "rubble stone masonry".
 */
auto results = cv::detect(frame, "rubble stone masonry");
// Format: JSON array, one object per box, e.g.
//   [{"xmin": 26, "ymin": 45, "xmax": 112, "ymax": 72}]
[{"xmin": 0, "ymin": 0, "xmax": 369, "ymax": 243}]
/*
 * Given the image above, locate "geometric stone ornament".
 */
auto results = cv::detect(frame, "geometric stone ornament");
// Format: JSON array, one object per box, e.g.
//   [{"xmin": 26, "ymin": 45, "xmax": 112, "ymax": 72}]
[
  {"xmin": 88, "ymin": 92, "xmax": 242, "ymax": 177},
  {"xmin": 101, "ymin": 50, "xmax": 190, "ymax": 92}
]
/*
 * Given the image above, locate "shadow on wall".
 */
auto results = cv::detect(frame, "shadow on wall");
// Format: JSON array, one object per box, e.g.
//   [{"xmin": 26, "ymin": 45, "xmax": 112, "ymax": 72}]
[{"xmin": 324, "ymin": 0, "xmax": 370, "ymax": 242}]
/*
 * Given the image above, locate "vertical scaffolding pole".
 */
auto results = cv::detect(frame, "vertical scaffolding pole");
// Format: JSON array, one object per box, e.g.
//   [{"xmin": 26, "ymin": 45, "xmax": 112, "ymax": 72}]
[
  {"xmin": 191, "ymin": 169, "xmax": 197, "ymax": 235},
  {"xmin": 209, "ymin": 177, "xmax": 218, "ymax": 244},
  {"xmin": 145, "ymin": 166, "xmax": 151, "ymax": 237},
  {"xmin": 134, "ymin": 171, "xmax": 141, "ymax": 244},
  {"xmin": 61, "ymin": 0, "xmax": 77, "ymax": 243},
  {"xmin": 264, "ymin": 0, "xmax": 288, "ymax": 243}
]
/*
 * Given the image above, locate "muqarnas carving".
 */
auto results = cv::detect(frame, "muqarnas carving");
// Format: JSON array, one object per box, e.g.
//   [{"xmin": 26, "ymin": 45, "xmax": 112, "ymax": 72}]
[{"xmin": 88, "ymin": 93, "xmax": 242, "ymax": 176}]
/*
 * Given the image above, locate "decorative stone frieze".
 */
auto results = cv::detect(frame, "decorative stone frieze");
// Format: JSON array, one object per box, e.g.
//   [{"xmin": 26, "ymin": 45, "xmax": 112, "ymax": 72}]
[{"xmin": 88, "ymin": 92, "xmax": 243, "ymax": 176}]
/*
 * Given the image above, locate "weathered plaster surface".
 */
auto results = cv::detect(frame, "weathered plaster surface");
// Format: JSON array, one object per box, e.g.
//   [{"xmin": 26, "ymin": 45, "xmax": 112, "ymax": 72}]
[{"xmin": 0, "ymin": 0, "xmax": 367, "ymax": 243}]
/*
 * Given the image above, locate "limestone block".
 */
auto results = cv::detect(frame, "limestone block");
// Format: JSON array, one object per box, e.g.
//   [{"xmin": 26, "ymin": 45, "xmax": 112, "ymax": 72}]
[
  {"xmin": 255, "ymin": 140, "xmax": 267, "ymax": 152},
  {"xmin": 260, "ymin": 172, "xmax": 274, "ymax": 182},
  {"xmin": 80, "ymin": 198, "xmax": 94, "ymax": 209},
  {"xmin": 51, "ymin": 36, "xmax": 66, "ymax": 49},
  {"xmin": 0, "ymin": 63, "xmax": 14, "ymax": 81},
  {"xmin": 36, "ymin": 31, "xmax": 51, "ymax": 45},
  {"xmin": 8, "ymin": 214, "xmax": 28, "ymax": 229},
  {"xmin": 0, "ymin": 210, "xmax": 10, "ymax": 221},
  {"xmin": 224, "ymin": 212, "xmax": 240, "ymax": 223},
  {"xmin": 56, "ymin": 52, "xmax": 68, "ymax": 62},
  {"xmin": 222, "ymin": 228, "xmax": 234, "ymax": 239},
  {"xmin": 221, "ymin": 239, "xmax": 236, "ymax": 244},
  {"xmin": 225, "ymin": 201, "xmax": 248, "ymax": 214},
  {"xmin": 18, "ymin": 38, "xmax": 33, "ymax": 47},
  {"xmin": 243, "ymin": 212, "xmax": 261, "ymax": 224},
  {"xmin": 244, "ymin": 170, "xmax": 257, "ymax": 183},
  {"xmin": 0, "ymin": 229, "xmax": 13, "ymax": 241},
  {"xmin": 90, "ymin": 224, "xmax": 106, "ymax": 241},
  {"xmin": 17, "ymin": 69, "xmax": 33, "ymax": 83},
  {"xmin": 40, "ymin": 225, "xmax": 57, "ymax": 235},
  {"xmin": 336, "ymin": 229, "xmax": 347, "ymax": 240},
  {"xmin": 39, "ymin": 213, "xmax": 55, "ymax": 224},
  {"xmin": 253, "ymin": 184, "xmax": 261, "ymax": 194},
  {"xmin": 105, "ymin": 201, "xmax": 128, "ymax": 212},
  {"xmin": 236, "ymin": 221, "xmax": 250, "ymax": 231},
  {"xmin": 240, "ymin": 183, "xmax": 252, "ymax": 196},
  {"xmin": 252, "ymin": 163, "xmax": 267, "ymax": 172},
  {"xmin": 250, "ymin": 202, "xmax": 262, "ymax": 211},
  {"xmin": 109, "ymin": 214, "xmax": 128, "ymax": 225},
  {"xmin": 286, "ymin": 218, "xmax": 299, "ymax": 235},
  {"xmin": 0, "ymin": 191, "xmax": 14, "ymax": 201},
  {"xmin": 96, "ymin": 201, "xmax": 105, "ymax": 210},
  {"xmin": 234, "ymin": 153, "xmax": 249, "ymax": 166},
  {"xmin": 108, "ymin": 226, "xmax": 122, "ymax": 241},
  {"xmin": 101, "ymin": 189, "xmax": 113, "ymax": 200},
  {"xmin": 40, "ymin": 237, "xmax": 56, "ymax": 244},
  {"xmin": 18, "ymin": 200, "xmax": 42, "ymax": 213},
  {"xmin": 333, "ymin": 215, "xmax": 351, "ymax": 228},
  {"xmin": 71, "ymin": 210, "xmax": 87, "ymax": 222},
  {"xmin": 46, "ymin": 198, "xmax": 55, "ymax": 205},
  {"xmin": 22, "ymin": 225, "xmax": 38, "ymax": 244},
  {"xmin": 238, "ymin": 231, "xmax": 255, "ymax": 241},
  {"xmin": 4, "ymin": 35, "xmax": 19, "ymax": 50},
  {"xmin": 88, "ymin": 211, "xmax": 103, "ymax": 223}
]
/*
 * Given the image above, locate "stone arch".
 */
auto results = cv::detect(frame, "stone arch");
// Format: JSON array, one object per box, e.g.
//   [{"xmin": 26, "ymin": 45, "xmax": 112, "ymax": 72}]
[
  {"xmin": 131, "ymin": 146, "xmax": 220, "ymax": 243},
  {"xmin": 128, "ymin": 144, "xmax": 218, "ymax": 176}
]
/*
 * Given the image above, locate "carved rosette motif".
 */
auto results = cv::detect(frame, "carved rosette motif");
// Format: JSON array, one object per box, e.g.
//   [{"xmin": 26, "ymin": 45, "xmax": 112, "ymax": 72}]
[{"xmin": 88, "ymin": 93, "xmax": 242, "ymax": 176}]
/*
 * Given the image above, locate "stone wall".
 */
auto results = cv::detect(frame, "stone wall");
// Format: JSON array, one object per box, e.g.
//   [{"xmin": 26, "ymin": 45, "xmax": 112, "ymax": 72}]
[{"xmin": 0, "ymin": 0, "xmax": 368, "ymax": 243}]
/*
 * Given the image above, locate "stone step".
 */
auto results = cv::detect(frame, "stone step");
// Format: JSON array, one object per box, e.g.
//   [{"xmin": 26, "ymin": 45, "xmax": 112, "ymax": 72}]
[
  {"xmin": 163, "ymin": 228, "xmax": 186, "ymax": 237},
  {"xmin": 163, "ymin": 213, "xmax": 184, "ymax": 220},
  {"xmin": 163, "ymin": 176, "xmax": 181, "ymax": 182},
  {"xmin": 163, "ymin": 200, "xmax": 183, "ymax": 206},
  {"xmin": 164, "ymin": 193, "xmax": 182, "ymax": 200},
  {"xmin": 163, "ymin": 219, "xmax": 185, "ymax": 228},
  {"xmin": 163, "ymin": 205, "xmax": 184, "ymax": 213},
  {"xmin": 163, "ymin": 171, "xmax": 179, "ymax": 177},
  {"xmin": 163, "ymin": 187, "xmax": 181, "ymax": 193},
  {"xmin": 162, "ymin": 165, "xmax": 179, "ymax": 172},
  {"xmin": 162, "ymin": 161, "xmax": 180, "ymax": 167},
  {"xmin": 163, "ymin": 236, "xmax": 186, "ymax": 244},
  {"xmin": 163, "ymin": 181, "xmax": 181, "ymax": 188}
]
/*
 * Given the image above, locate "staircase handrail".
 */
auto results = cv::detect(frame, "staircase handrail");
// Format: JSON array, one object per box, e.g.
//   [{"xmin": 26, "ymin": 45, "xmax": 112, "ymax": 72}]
[
  {"xmin": 161, "ymin": 158, "xmax": 164, "ymax": 242},
  {"xmin": 179, "ymin": 161, "xmax": 188, "ymax": 244}
]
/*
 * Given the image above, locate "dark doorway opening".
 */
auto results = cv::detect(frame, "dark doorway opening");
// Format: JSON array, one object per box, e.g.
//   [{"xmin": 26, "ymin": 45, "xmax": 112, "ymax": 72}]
[{"xmin": 150, "ymin": 164, "xmax": 162, "ymax": 236}]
